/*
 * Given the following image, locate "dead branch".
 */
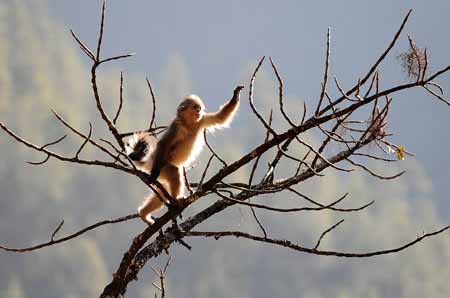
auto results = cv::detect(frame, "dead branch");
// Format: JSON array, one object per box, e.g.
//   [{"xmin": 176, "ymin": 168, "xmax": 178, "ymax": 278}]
[
  {"xmin": 0, "ymin": 121, "xmax": 133, "ymax": 172},
  {"xmin": 318, "ymin": 9, "xmax": 412, "ymax": 116},
  {"xmin": 215, "ymin": 191, "xmax": 372, "ymax": 213},
  {"xmin": 186, "ymin": 225, "xmax": 449, "ymax": 258},
  {"xmin": 146, "ymin": 77, "xmax": 157, "ymax": 130},
  {"xmin": 269, "ymin": 58, "xmax": 298, "ymax": 127},
  {"xmin": 314, "ymin": 219, "xmax": 344, "ymax": 250},
  {"xmin": 51, "ymin": 109, "xmax": 124, "ymax": 164},
  {"xmin": 248, "ymin": 110, "xmax": 273, "ymax": 186},
  {"xmin": 151, "ymin": 256, "xmax": 171, "ymax": 298},
  {"xmin": 113, "ymin": 71, "xmax": 124, "ymax": 125},
  {"xmin": 0, "ymin": 214, "xmax": 138, "ymax": 253},
  {"xmin": 203, "ymin": 130, "xmax": 227, "ymax": 167},
  {"xmin": 248, "ymin": 56, "xmax": 278, "ymax": 135},
  {"xmin": 316, "ymin": 28, "xmax": 331, "ymax": 116}
]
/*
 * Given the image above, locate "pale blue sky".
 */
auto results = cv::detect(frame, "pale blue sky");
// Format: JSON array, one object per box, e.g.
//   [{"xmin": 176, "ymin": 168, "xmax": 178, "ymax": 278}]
[{"xmin": 49, "ymin": 0, "xmax": 450, "ymax": 214}]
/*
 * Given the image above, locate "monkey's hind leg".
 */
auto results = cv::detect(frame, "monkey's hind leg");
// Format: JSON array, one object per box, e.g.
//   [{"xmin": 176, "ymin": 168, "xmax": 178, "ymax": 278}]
[
  {"xmin": 138, "ymin": 165, "xmax": 184, "ymax": 225},
  {"xmin": 138, "ymin": 193, "xmax": 165, "ymax": 225},
  {"xmin": 162, "ymin": 164, "xmax": 184, "ymax": 201}
]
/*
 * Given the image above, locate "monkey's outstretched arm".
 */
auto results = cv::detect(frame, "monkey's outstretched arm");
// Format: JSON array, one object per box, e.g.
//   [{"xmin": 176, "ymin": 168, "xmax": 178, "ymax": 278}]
[{"xmin": 201, "ymin": 85, "xmax": 244, "ymax": 129}]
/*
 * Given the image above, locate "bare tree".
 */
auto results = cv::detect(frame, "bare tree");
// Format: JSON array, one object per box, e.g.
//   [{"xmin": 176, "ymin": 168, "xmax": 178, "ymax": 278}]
[{"xmin": 1, "ymin": 1, "xmax": 449, "ymax": 297}]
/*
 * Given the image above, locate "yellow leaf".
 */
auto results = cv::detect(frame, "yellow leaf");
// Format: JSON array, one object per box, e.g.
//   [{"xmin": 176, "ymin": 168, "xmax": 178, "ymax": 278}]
[{"xmin": 396, "ymin": 145, "xmax": 405, "ymax": 160}]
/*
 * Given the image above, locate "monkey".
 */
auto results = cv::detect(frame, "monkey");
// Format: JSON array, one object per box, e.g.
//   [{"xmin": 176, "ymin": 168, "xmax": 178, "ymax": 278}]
[{"xmin": 126, "ymin": 85, "xmax": 244, "ymax": 224}]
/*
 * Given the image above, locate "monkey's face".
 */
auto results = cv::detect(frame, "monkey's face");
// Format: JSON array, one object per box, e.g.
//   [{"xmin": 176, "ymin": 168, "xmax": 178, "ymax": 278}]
[{"xmin": 178, "ymin": 98, "xmax": 204, "ymax": 123}]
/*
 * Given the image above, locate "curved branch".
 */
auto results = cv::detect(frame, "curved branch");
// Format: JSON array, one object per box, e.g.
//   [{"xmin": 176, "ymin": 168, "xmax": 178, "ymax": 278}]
[
  {"xmin": 269, "ymin": 57, "xmax": 298, "ymax": 127},
  {"xmin": 52, "ymin": 109, "xmax": 123, "ymax": 164},
  {"xmin": 186, "ymin": 225, "xmax": 449, "ymax": 258},
  {"xmin": 0, "ymin": 214, "xmax": 138, "ymax": 253},
  {"xmin": 113, "ymin": 71, "xmax": 124, "ymax": 125},
  {"xmin": 248, "ymin": 56, "xmax": 278, "ymax": 135},
  {"xmin": 0, "ymin": 121, "xmax": 132, "ymax": 172},
  {"xmin": 203, "ymin": 130, "xmax": 227, "ymax": 167},
  {"xmin": 146, "ymin": 77, "xmax": 157, "ymax": 130},
  {"xmin": 215, "ymin": 191, "xmax": 367, "ymax": 213},
  {"xmin": 346, "ymin": 158, "xmax": 405, "ymax": 180},
  {"xmin": 314, "ymin": 219, "xmax": 344, "ymax": 250}
]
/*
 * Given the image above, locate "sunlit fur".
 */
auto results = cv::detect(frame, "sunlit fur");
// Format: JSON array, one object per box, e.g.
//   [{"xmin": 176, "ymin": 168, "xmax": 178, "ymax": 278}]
[
  {"xmin": 124, "ymin": 131, "xmax": 157, "ymax": 173},
  {"xmin": 133, "ymin": 92, "xmax": 240, "ymax": 224}
]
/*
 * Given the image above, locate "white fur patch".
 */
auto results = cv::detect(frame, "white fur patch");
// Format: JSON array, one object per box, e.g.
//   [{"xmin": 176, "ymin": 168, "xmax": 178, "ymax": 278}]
[{"xmin": 124, "ymin": 131, "xmax": 157, "ymax": 163}]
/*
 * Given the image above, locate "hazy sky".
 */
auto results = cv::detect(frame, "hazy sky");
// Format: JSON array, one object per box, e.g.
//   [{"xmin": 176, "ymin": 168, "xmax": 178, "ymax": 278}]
[
  {"xmin": 48, "ymin": 0, "xmax": 450, "ymax": 214},
  {"xmin": 2, "ymin": 1, "xmax": 450, "ymax": 297}
]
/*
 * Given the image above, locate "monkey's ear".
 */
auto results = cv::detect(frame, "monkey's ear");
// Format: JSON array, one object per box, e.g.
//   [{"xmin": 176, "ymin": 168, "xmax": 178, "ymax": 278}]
[{"xmin": 177, "ymin": 103, "xmax": 188, "ymax": 113}]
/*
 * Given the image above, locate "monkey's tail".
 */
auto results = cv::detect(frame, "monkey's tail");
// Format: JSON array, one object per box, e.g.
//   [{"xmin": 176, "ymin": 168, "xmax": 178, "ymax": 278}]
[{"xmin": 124, "ymin": 131, "xmax": 158, "ymax": 163}]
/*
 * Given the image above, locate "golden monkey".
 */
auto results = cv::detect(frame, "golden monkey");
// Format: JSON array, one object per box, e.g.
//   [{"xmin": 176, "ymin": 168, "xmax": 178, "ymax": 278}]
[{"xmin": 126, "ymin": 86, "xmax": 244, "ymax": 224}]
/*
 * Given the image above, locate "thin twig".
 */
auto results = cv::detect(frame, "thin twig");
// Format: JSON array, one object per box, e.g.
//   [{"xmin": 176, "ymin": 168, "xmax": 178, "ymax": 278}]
[
  {"xmin": 26, "ymin": 134, "xmax": 67, "ymax": 165},
  {"xmin": 51, "ymin": 109, "xmax": 123, "ymax": 164},
  {"xmin": 50, "ymin": 220, "xmax": 65, "ymax": 242},
  {"xmin": 314, "ymin": 219, "xmax": 344, "ymax": 250},
  {"xmin": 316, "ymin": 28, "xmax": 331, "ymax": 116},
  {"xmin": 0, "ymin": 121, "xmax": 131, "ymax": 172},
  {"xmin": 216, "ymin": 191, "xmax": 355, "ymax": 213},
  {"xmin": 69, "ymin": 30, "xmax": 95, "ymax": 61},
  {"xmin": 318, "ymin": 9, "xmax": 412, "ymax": 116},
  {"xmin": 183, "ymin": 167, "xmax": 193, "ymax": 196},
  {"xmin": 423, "ymin": 85, "xmax": 450, "ymax": 106},
  {"xmin": 147, "ymin": 77, "xmax": 157, "ymax": 130},
  {"xmin": 295, "ymin": 136, "xmax": 353, "ymax": 172},
  {"xmin": 287, "ymin": 188, "xmax": 374, "ymax": 212},
  {"xmin": 203, "ymin": 130, "xmax": 227, "ymax": 167},
  {"xmin": 248, "ymin": 110, "xmax": 273, "ymax": 186},
  {"xmin": 187, "ymin": 225, "xmax": 449, "ymax": 258},
  {"xmin": 353, "ymin": 152, "xmax": 398, "ymax": 162},
  {"xmin": 249, "ymin": 56, "xmax": 278, "ymax": 135},
  {"xmin": 421, "ymin": 48, "xmax": 428, "ymax": 81},
  {"xmin": 0, "ymin": 214, "xmax": 138, "ymax": 252},
  {"xmin": 249, "ymin": 203, "xmax": 267, "ymax": 238},
  {"xmin": 75, "ymin": 122, "xmax": 92, "ymax": 158},
  {"xmin": 113, "ymin": 71, "xmax": 124, "ymax": 125},
  {"xmin": 346, "ymin": 158, "xmax": 405, "ymax": 180},
  {"xmin": 96, "ymin": 0, "xmax": 106, "ymax": 61},
  {"xmin": 198, "ymin": 154, "xmax": 214, "ymax": 188},
  {"xmin": 269, "ymin": 57, "xmax": 297, "ymax": 127},
  {"xmin": 99, "ymin": 53, "xmax": 135, "ymax": 65},
  {"xmin": 407, "ymin": 34, "xmax": 422, "ymax": 82}
]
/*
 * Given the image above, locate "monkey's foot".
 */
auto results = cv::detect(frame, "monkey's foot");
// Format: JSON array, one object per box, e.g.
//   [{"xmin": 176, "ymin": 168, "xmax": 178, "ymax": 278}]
[
  {"xmin": 143, "ymin": 215, "xmax": 155, "ymax": 225},
  {"xmin": 138, "ymin": 212, "xmax": 155, "ymax": 225}
]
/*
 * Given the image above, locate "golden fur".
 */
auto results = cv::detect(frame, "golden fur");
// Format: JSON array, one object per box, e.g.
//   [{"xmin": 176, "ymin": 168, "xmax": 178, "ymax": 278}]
[{"xmin": 136, "ymin": 87, "xmax": 243, "ymax": 224}]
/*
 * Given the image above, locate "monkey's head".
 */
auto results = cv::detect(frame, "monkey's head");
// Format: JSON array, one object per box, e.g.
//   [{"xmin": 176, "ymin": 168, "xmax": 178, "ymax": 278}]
[{"xmin": 177, "ymin": 95, "xmax": 205, "ymax": 124}]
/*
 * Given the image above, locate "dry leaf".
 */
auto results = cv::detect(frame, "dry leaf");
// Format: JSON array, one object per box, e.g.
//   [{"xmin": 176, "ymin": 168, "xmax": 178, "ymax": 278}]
[{"xmin": 396, "ymin": 145, "xmax": 405, "ymax": 160}]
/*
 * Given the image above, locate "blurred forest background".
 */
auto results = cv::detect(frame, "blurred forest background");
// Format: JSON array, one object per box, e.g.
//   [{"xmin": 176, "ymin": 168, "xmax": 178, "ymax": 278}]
[{"xmin": 1, "ymin": 1, "xmax": 450, "ymax": 297}]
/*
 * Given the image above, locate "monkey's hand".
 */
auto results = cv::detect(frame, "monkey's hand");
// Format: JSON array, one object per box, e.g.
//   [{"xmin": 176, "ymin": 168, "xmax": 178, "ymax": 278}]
[{"xmin": 232, "ymin": 85, "xmax": 244, "ymax": 102}]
